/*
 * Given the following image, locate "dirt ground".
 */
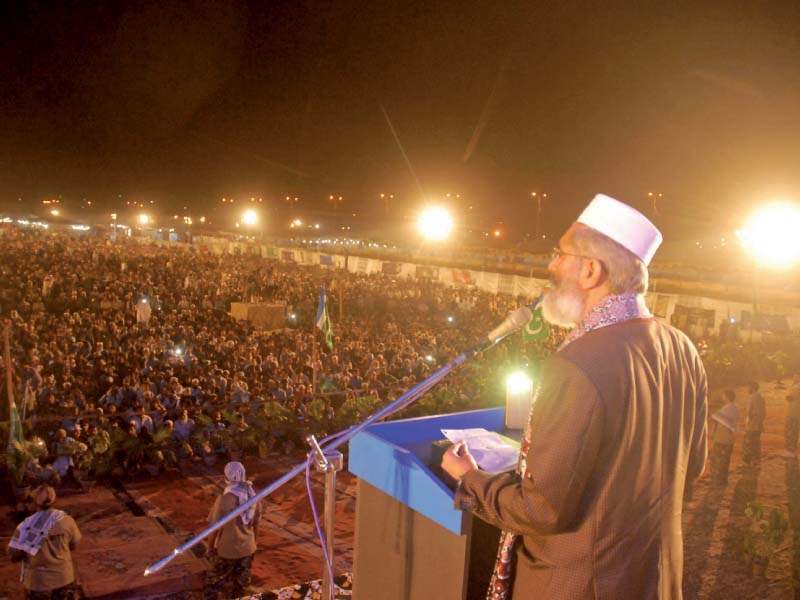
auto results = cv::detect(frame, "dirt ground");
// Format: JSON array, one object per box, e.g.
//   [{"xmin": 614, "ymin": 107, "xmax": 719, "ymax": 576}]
[
  {"xmin": 682, "ymin": 380, "xmax": 798, "ymax": 600},
  {"xmin": 0, "ymin": 380, "xmax": 797, "ymax": 599}
]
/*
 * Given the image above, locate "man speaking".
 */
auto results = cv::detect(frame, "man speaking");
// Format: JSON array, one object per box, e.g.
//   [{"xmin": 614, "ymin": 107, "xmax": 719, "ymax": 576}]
[{"xmin": 442, "ymin": 194, "xmax": 708, "ymax": 600}]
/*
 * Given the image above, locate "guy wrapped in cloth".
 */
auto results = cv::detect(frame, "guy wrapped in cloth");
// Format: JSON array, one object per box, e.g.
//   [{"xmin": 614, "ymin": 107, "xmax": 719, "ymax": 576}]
[
  {"xmin": 204, "ymin": 461, "xmax": 262, "ymax": 600},
  {"xmin": 7, "ymin": 485, "xmax": 82, "ymax": 599}
]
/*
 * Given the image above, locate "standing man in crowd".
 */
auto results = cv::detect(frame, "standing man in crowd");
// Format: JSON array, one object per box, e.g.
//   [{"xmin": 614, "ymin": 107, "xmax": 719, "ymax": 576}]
[
  {"xmin": 784, "ymin": 373, "xmax": 800, "ymax": 457},
  {"xmin": 204, "ymin": 461, "xmax": 261, "ymax": 599},
  {"xmin": 7, "ymin": 485, "xmax": 82, "ymax": 600},
  {"xmin": 710, "ymin": 389, "xmax": 740, "ymax": 485},
  {"xmin": 443, "ymin": 194, "xmax": 708, "ymax": 599},
  {"xmin": 743, "ymin": 381, "xmax": 765, "ymax": 464}
]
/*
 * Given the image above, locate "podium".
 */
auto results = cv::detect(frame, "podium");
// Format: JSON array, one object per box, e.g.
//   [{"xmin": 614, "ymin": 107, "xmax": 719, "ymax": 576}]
[{"xmin": 349, "ymin": 408, "xmax": 517, "ymax": 600}]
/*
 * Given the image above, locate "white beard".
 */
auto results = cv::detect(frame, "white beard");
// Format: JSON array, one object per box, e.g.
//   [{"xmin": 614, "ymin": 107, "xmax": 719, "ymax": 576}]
[{"xmin": 542, "ymin": 281, "xmax": 585, "ymax": 328}]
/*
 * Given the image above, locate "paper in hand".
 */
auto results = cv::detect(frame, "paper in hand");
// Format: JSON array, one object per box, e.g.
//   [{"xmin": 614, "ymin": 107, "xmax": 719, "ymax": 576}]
[{"xmin": 441, "ymin": 428, "xmax": 519, "ymax": 473}]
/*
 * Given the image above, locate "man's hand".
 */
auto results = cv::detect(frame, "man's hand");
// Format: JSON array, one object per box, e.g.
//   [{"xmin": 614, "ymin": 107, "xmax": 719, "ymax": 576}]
[{"xmin": 441, "ymin": 441, "xmax": 478, "ymax": 480}]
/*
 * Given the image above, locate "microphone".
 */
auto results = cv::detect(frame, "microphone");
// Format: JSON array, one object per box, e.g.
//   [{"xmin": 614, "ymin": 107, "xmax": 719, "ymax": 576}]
[{"xmin": 486, "ymin": 294, "xmax": 544, "ymax": 343}]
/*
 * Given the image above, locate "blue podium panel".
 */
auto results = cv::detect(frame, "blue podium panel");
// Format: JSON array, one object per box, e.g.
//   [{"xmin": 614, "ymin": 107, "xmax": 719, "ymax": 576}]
[{"xmin": 348, "ymin": 407, "xmax": 506, "ymax": 536}]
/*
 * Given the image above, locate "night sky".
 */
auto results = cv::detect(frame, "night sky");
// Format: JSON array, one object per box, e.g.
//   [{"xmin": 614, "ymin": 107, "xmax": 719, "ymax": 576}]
[{"xmin": 2, "ymin": 1, "xmax": 800, "ymax": 241}]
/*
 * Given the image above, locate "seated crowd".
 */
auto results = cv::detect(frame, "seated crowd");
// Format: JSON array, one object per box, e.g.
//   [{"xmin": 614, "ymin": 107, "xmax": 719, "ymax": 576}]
[{"xmin": 1, "ymin": 228, "xmax": 559, "ymax": 490}]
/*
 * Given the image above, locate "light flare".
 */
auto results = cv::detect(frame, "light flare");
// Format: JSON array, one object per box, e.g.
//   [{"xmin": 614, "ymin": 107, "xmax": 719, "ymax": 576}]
[
  {"xmin": 737, "ymin": 202, "xmax": 800, "ymax": 268},
  {"xmin": 416, "ymin": 206, "xmax": 453, "ymax": 241}
]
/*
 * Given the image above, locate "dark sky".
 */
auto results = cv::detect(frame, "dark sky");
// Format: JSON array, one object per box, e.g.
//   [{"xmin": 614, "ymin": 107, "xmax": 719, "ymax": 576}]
[{"xmin": 2, "ymin": 1, "xmax": 800, "ymax": 240}]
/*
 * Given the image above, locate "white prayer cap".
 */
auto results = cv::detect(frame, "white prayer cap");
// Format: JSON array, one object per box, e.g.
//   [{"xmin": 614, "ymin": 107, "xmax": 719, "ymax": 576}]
[
  {"xmin": 576, "ymin": 194, "xmax": 663, "ymax": 265},
  {"xmin": 224, "ymin": 461, "xmax": 246, "ymax": 483}
]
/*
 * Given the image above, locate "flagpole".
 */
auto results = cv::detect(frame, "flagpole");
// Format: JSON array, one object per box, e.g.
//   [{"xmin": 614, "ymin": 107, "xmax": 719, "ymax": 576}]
[
  {"xmin": 4, "ymin": 320, "xmax": 16, "ymax": 451},
  {"xmin": 338, "ymin": 284, "xmax": 343, "ymax": 322},
  {"xmin": 312, "ymin": 336, "xmax": 318, "ymax": 394}
]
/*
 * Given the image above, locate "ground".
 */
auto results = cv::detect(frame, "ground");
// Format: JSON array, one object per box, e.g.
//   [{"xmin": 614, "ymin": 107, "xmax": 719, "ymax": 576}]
[
  {"xmin": 0, "ymin": 381, "xmax": 796, "ymax": 599},
  {"xmin": 682, "ymin": 380, "xmax": 797, "ymax": 600}
]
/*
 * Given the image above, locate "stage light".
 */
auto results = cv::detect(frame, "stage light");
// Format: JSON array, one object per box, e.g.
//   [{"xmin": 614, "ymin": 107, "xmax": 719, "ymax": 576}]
[
  {"xmin": 50, "ymin": 209, "xmax": 60, "ymax": 216},
  {"xmin": 506, "ymin": 372, "xmax": 532, "ymax": 395},
  {"xmin": 506, "ymin": 371, "xmax": 533, "ymax": 429},
  {"xmin": 417, "ymin": 206, "xmax": 453, "ymax": 241},
  {"xmin": 242, "ymin": 210, "xmax": 258, "ymax": 226},
  {"xmin": 737, "ymin": 202, "xmax": 800, "ymax": 268},
  {"xmin": 138, "ymin": 214, "xmax": 150, "ymax": 225}
]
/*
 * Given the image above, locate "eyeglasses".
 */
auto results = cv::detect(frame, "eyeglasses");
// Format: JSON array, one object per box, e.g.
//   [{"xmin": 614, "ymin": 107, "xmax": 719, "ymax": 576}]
[{"xmin": 550, "ymin": 247, "xmax": 595, "ymax": 262}]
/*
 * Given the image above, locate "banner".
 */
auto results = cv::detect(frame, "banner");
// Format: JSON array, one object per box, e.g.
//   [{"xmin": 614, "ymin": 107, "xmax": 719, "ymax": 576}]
[
  {"xmin": 498, "ymin": 274, "xmax": 514, "ymax": 295},
  {"xmin": 415, "ymin": 265, "xmax": 439, "ymax": 280},
  {"xmin": 451, "ymin": 269, "xmax": 473, "ymax": 285},
  {"xmin": 382, "ymin": 262, "xmax": 401, "ymax": 275}
]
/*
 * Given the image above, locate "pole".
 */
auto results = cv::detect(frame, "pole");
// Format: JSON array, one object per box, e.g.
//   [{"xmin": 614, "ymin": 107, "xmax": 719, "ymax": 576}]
[
  {"xmin": 307, "ymin": 434, "xmax": 343, "ymax": 600},
  {"xmin": 312, "ymin": 336, "xmax": 318, "ymax": 395},
  {"xmin": 4, "ymin": 321, "xmax": 13, "ymax": 412},
  {"xmin": 323, "ymin": 460, "xmax": 338, "ymax": 598},
  {"xmin": 338, "ymin": 285, "xmax": 343, "ymax": 323},
  {"xmin": 750, "ymin": 266, "xmax": 759, "ymax": 343},
  {"xmin": 4, "ymin": 320, "xmax": 16, "ymax": 451}
]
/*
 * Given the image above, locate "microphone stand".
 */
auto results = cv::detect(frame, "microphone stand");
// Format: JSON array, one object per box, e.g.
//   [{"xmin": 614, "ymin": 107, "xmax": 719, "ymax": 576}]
[{"xmin": 143, "ymin": 339, "xmax": 494, "ymax": 577}]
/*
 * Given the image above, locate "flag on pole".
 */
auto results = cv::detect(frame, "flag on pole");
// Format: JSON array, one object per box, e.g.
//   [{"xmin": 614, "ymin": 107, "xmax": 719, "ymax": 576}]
[
  {"xmin": 316, "ymin": 286, "xmax": 334, "ymax": 350},
  {"xmin": 522, "ymin": 306, "xmax": 549, "ymax": 342},
  {"xmin": 4, "ymin": 321, "xmax": 24, "ymax": 455},
  {"xmin": 6, "ymin": 391, "xmax": 24, "ymax": 454}
]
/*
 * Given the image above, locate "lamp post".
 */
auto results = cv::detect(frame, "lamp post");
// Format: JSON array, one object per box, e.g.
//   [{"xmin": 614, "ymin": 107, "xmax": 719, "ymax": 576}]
[{"xmin": 531, "ymin": 192, "xmax": 548, "ymax": 240}]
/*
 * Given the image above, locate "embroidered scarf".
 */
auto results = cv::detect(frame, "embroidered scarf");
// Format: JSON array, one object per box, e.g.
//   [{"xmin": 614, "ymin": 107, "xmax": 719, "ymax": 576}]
[
  {"xmin": 223, "ymin": 462, "xmax": 257, "ymax": 526},
  {"xmin": 486, "ymin": 292, "xmax": 651, "ymax": 600},
  {"xmin": 9, "ymin": 508, "xmax": 66, "ymax": 556}
]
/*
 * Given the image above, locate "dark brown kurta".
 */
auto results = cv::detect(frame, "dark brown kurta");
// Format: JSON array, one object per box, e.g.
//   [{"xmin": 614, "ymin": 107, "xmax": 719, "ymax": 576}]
[{"xmin": 456, "ymin": 318, "xmax": 707, "ymax": 600}]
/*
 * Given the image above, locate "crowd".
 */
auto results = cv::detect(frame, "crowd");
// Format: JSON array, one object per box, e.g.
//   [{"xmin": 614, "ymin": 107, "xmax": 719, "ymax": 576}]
[
  {"xmin": 1, "ymin": 228, "xmax": 561, "ymax": 491},
  {"xmin": 3, "ymin": 215, "xmax": 800, "ymax": 599}
]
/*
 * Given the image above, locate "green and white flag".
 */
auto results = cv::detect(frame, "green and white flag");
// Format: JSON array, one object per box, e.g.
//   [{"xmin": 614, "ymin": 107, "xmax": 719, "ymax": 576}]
[
  {"xmin": 316, "ymin": 286, "xmax": 334, "ymax": 350},
  {"xmin": 522, "ymin": 306, "xmax": 549, "ymax": 341},
  {"xmin": 6, "ymin": 392, "xmax": 24, "ymax": 454}
]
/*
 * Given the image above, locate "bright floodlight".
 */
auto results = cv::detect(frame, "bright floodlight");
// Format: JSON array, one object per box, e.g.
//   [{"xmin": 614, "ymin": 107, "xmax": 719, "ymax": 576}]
[
  {"xmin": 417, "ymin": 206, "xmax": 453, "ymax": 241},
  {"xmin": 242, "ymin": 209, "xmax": 258, "ymax": 226},
  {"xmin": 138, "ymin": 214, "xmax": 150, "ymax": 225},
  {"xmin": 738, "ymin": 202, "xmax": 800, "ymax": 268},
  {"xmin": 50, "ymin": 209, "xmax": 60, "ymax": 216},
  {"xmin": 506, "ymin": 371, "xmax": 533, "ymax": 395},
  {"xmin": 506, "ymin": 371, "xmax": 533, "ymax": 429}
]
